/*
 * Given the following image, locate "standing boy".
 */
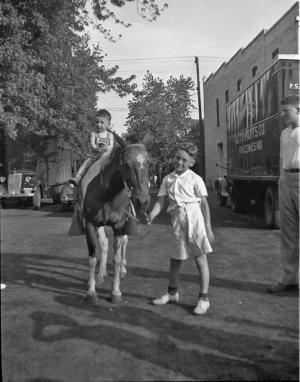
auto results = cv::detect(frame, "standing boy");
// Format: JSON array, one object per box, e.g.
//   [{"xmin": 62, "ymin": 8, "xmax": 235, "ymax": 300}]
[{"xmin": 147, "ymin": 142, "xmax": 214, "ymax": 315}]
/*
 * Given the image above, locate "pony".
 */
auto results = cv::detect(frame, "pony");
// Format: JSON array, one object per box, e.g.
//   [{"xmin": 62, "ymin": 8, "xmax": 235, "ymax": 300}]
[{"xmin": 69, "ymin": 132, "xmax": 150, "ymax": 304}]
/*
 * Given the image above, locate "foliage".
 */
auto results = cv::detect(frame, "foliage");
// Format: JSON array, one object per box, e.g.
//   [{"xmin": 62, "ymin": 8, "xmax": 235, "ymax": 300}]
[
  {"xmin": 125, "ymin": 71, "xmax": 196, "ymax": 173},
  {"xmin": 0, "ymin": 0, "xmax": 167, "ymax": 157}
]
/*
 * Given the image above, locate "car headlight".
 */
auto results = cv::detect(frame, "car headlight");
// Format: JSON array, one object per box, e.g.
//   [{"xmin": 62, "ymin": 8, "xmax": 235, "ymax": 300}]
[{"xmin": 24, "ymin": 176, "xmax": 32, "ymax": 184}]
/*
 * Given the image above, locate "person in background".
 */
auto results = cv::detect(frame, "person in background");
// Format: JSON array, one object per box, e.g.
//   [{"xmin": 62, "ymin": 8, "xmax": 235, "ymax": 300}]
[
  {"xmin": 69, "ymin": 109, "xmax": 114, "ymax": 186},
  {"xmin": 147, "ymin": 142, "xmax": 214, "ymax": 315},
  {"xmin": 268, "ymin": 95, "xmax": 299, "ymax": 293}
]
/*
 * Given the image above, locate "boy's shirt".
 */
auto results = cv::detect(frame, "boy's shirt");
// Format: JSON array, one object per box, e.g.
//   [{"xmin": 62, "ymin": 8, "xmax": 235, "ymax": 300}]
[
  {"xmin": 280, "ymin": 126, "xmax": 300, "ymax": 170},
  {"xmin": 92, "ymin": 130, "xmax": 114, "ymax": 152},
  {"xmin": 158, "ymin": 169, "xmax": 208, "ymax": 212}
]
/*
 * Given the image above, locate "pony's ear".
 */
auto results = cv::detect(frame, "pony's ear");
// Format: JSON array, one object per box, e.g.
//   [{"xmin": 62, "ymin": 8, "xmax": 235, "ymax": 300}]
[{"xmin": 108, "ymin": 129, "xmax": 127, "ymax": 147}]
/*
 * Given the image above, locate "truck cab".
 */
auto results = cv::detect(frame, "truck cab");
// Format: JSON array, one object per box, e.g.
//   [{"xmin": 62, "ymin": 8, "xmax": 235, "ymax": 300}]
[{"xmin": 0, "ymin": 155, "xmax": 44, "ymax": 209}]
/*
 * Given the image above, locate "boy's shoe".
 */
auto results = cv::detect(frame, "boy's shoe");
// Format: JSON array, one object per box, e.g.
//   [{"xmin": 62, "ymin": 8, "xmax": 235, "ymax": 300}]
[
  {"xmin": 193, "ymin": 298, "xmax": 210, "ymax": 315},
  {"xmin": 152, "ymin": 292, "xmax": 179, "ymax": 305},
  {"xmin": 69, "ymin": 175, "xmax": 81, "ymax": 186}
]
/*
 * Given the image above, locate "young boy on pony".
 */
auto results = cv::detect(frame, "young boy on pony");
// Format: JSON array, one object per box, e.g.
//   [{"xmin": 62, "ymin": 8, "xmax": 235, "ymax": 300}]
[
  {"xmin": 147, "ymin": 142, "xmax": 214, "ymax": 315},
  {"xmin": 69, "ymin": 109, "xmax": 114, "ymax": 186}
]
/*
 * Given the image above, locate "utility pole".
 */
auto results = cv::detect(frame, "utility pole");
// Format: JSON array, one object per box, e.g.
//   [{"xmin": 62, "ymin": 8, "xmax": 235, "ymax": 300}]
[{"xmin": 194, "ymin": 56, "xmax": 206, "ymax": 181}]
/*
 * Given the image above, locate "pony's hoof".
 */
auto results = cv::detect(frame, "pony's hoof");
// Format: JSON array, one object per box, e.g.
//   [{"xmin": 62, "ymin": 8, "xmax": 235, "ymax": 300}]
[
  {"xmin": 85, "ymin": 293, "xmax": 99, "ymax": 306},
  {"xmin": 111, "ymin": 293, "xmax": 122, "ymax": 304}
]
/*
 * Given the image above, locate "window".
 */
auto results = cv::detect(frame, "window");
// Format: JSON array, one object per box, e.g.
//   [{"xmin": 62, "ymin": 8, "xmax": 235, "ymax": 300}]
[
  {"xmin": 225, "ymin": 90, "xmax": 229, "ymax": 103},
  {"xmin": 252, "ymin": 66, "xmax": 257, "ymax": 77},
  {"xmin": 272, "ymin": 48, "xmax": 279, "ymax": 59},
  {"xmin": 216, "ymin": 98, "xmax": 220, "ymax": 126},
  {"xmin": 237, "ymin": 79, "xmax": 242, "ymax": 92}
]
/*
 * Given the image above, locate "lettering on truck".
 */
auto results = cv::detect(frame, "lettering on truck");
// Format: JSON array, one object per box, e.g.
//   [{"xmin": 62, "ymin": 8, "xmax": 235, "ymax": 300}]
[{"xmin": 235, "ymin": 122, "xmax": 265, "ymax": 155}]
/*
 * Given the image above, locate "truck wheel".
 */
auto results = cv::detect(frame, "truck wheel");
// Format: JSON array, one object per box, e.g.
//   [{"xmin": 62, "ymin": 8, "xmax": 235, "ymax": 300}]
[
  {"xmin": 264, "ymin": 186, "xmax": 279, "ymax": 229},
  {"xmin": 33, "ymin": 187, "xmax": 42, "ymax": 209}
]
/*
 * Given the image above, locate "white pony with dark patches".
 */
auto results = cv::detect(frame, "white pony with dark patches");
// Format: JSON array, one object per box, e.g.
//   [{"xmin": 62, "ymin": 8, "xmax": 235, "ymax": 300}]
[{"xmin": 69, "ymin": 133, "xmax": 150, "ymax": 304}]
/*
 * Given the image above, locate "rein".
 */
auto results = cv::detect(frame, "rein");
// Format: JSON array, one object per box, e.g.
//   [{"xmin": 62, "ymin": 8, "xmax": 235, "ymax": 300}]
[
  {"xmin": 121, "ymin": 179, "xmax": 150, "ymax": 236},
  {"xmin": 122, "ymin": 179, "xmax": 147, "ymax": 222},
  {"xmin": 115, "ymin": 139, "xmax": 149, "ymax": 235}
]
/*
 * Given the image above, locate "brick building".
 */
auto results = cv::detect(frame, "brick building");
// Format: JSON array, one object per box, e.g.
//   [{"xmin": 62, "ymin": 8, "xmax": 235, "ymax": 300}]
[{"xmin": 203, "ymin": 1, "xmax": 299, "ymax": 189}]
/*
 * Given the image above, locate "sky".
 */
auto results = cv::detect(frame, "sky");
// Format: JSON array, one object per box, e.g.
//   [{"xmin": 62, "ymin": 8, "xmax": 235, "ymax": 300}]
[{"xmin": 86, "ymin": 0, "xmax": 298, "ymax": 134}]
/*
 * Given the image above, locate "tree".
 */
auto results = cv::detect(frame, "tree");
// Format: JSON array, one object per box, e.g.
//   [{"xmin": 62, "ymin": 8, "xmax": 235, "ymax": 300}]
[
  {"xmin": 125, "ymin": 71, "xmax": 195, "ymax": 176},
  {"xmin": 0, "ymin": 0, "xmax": 168, "ymax": 156}
]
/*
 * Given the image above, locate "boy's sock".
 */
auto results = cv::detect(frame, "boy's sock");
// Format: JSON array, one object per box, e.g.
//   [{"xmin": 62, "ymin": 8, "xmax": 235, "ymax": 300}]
[
  {"xmin": 168, "ymin": 286, "xmax": 178, "ymax": 295},
  {"xmin": 199, "ymin": 292, "xmax": 208, "ymax": 300}
]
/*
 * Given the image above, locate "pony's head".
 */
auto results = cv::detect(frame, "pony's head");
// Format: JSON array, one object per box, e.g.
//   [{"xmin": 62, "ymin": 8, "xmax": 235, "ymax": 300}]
[
  {"xmin": 121, "ymin": 143, "xmax": 150, "ymax": 212},
  {"xmin": 110, "ymin": 130, "xmax": 151, "ymax": 212}
]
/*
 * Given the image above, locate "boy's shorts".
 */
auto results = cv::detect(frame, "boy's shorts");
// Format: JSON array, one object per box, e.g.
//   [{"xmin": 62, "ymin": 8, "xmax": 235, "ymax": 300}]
[{"xmin": 170, "ymin": 205, "xmax": 212, "ymax": 260}]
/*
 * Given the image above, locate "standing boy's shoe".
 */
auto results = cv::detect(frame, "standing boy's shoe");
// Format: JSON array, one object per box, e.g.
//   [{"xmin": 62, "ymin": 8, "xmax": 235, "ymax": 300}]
[
  {"xmin": 193, "ymin": 298, "xmax": 210, "ymax": 315},
  {"xmin": 152, "ymin": 292, "xmax": 179, "ymax": 305},
  {"xmin": 267, "ymin": 283, "xmax": 298, "ymax": 293}
]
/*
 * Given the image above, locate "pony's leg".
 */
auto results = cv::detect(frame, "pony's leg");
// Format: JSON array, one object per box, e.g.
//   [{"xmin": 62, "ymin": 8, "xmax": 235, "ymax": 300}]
[
  {"xmin": 96, "ymin": 227, "xmax": 108, "ymax": 285},
  {"xmin": 85, "ymin": 222, "xmax": 99, "ymax": 305},
  {"xmin": 120, "ymin": 234, "xmax": 128, "ymax": 278},
  {"xmin": 111, "ymin": 234, "xmax": 126, "ymax": 303}
]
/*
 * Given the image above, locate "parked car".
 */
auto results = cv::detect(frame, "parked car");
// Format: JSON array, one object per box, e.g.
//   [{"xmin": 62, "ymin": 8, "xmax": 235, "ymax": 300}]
[
  {"xmin": 60, "ymin": 183, "xmax": 76, "ymax": 211},
  {"xmin": 0, "ymin": 169, "xmax": 43, "ymax": 209}
]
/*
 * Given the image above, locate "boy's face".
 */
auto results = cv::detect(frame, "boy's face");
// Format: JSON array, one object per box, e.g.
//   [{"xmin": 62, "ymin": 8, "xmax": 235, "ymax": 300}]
[
  {"xmin": 173, "ymin": 149, "xmax": 195, "ymax": 175},
  {"xmin": 96, "ymin": 116, "xmax": 111, "ymax": 132},
  {"xmin": 280, "ymin": 104, "xmax": 300, "ymax": 128}
]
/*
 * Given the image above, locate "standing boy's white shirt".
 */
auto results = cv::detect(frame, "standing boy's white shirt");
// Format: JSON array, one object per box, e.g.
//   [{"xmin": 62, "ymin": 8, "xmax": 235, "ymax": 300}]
[
  {"xmin": 158, "ymin": 169, "xmax": 208, "ymax": 212},
  {"xmin": 158, "ymin": 168, "xmax": 212, "ymax": 257}
]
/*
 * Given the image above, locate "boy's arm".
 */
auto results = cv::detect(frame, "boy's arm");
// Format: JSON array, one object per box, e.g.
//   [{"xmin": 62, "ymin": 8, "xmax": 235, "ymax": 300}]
[
  {"xmin": 147, "ymin": 196, "xmax": 166, "ymax": 224},
  {"xmin": 90, "ymin": 132, "xmax": 98, "ymax": 150},
  {"xmin": 200, "ymin": 197, "xmax": 214, "ymax": 243}
]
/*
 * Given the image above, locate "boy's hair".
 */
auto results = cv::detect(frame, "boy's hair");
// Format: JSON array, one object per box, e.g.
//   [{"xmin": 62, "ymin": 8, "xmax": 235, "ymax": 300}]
[
  {"xmin": 96, "ymin": 109, "xmax": 112, "ymax": 121},
  {"xmin": 176, "ymin": 142, "xmax": 198, "ymax": 159},
  {"xmin": 281, "ymin": 95, "xmax": 300, "ymax": 108}
]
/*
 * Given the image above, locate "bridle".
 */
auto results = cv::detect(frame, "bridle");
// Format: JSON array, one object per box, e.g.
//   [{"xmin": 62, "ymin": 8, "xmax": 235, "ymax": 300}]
[{"xmin": 120, "ymin": 151, "xmax": 148, "ymax": 228}]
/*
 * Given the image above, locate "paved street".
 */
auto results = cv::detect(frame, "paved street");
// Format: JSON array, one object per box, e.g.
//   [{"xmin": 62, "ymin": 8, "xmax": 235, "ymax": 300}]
[{"xmin": 1, "ymin": 191, "xmax": 299, "ymax": 381}]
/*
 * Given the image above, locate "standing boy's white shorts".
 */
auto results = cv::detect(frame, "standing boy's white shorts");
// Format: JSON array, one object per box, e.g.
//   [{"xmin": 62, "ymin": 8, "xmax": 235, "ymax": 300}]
[{"xmin": 170, "ymin": 204, "xmax": 213, "ymax": 260}]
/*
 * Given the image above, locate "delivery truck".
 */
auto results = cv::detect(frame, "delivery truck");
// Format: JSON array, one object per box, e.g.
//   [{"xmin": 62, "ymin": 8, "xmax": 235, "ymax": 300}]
[{"xmin": 223, "ymin": 55, "xmax": 299, "ymax": 228}]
